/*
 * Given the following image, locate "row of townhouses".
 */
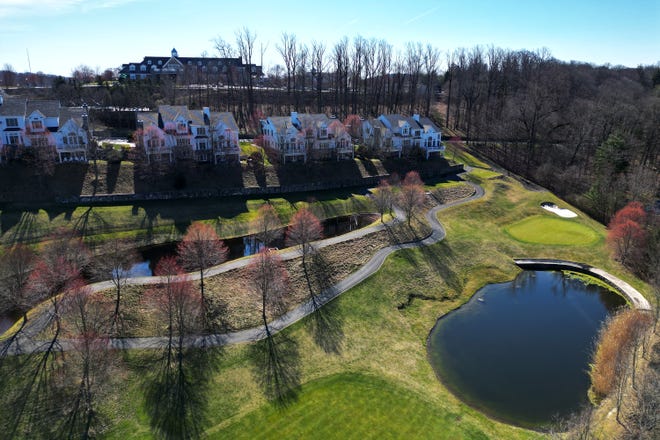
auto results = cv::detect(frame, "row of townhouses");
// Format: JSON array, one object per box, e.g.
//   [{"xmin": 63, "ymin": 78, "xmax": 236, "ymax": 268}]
[
  {"xmin": 1, "ymin": 97, "xmax": 445, "ymax": 166},
  {"xmin": 0, "ymin": 96, "xmax": 89, "ymax": 163},
  {"xmin": 136, "ymin": 106, "xmax": 241, "ymax": 164},
  {"xmin": 260, "ymin": 112, "xmax": 445, "ymax": 163}
]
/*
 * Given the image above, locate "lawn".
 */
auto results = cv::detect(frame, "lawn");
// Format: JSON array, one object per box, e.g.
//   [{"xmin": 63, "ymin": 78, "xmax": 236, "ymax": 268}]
[
  {"xmin": 4, "ymin": 149, "xmax": 652, "ymax": 439},
  {"xmin": 212, "ymin": 373, "xmax": 491, "ymax": 440},
  {"xmin": 505, "ymin": 215, "xmax": 600, "ymax": 246}
]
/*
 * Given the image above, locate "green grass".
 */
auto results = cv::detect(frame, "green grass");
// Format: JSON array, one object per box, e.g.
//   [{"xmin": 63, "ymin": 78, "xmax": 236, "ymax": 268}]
[
  {"xmin": 212, "ymin": 373, "xmax": 490, "ymax": 440},
  {"xmin": 0, "ymin": 190, "xmax": 375, "ymax": 247},
  {"xmin": 7, "ymin": 164, "xmax": 652, "ymax": 439},
  {"xmin": 444, "ymin": 142, "xmax": 491, "ymax": 169},
  {"xmin": 505, "ymin": 215, "xmax": 600, "ymax": 246}
]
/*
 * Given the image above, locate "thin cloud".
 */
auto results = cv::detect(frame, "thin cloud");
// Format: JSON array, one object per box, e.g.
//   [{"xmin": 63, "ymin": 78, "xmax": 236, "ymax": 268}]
[
  {"xmin": 404, "ymin": 6, "xmax": 440, "ymax": 25},
  {"xmin": 0, "ymin": 0, "xmax": 141, "ymax": 18}
]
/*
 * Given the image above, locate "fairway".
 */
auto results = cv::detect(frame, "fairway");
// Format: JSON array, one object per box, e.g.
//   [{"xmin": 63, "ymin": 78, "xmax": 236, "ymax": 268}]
[
  {"xmin": 504, "ymin": 215, "xmax": 599, "ymax": 246},
  {"xmin": 211, "ymin": 373, "xmax": 489, "ymax": 440}
]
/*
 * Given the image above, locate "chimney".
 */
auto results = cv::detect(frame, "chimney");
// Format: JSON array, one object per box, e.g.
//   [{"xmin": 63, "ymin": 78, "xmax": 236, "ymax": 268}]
[
  {"xmin": 82, "ymin": 114, "xmax": 89, "ymax": 130},
  {"xmin": 412, "ymin": 114, "xmax": 420, "ymax": 122},
  {"xmin": 203, "ymin": 107, "xmax": 211, "ymax": 125},
  {"xmin": 291, "ymin": 111, "xmax": 299, "ymax": 126},
  {"xmin": 0, "ymin": 95, "xmax": 3, "ymax": 107}
]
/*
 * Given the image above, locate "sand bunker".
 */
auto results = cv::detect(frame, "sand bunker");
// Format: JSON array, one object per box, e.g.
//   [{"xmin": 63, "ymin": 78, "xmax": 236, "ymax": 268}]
[{"xmin": 541, "ymin": 202, "xmax": 578, "ymax": 218}]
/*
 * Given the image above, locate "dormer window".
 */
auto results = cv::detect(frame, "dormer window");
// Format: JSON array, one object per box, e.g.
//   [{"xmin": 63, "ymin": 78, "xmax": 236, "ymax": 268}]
[
  {"xmin": 158, "ymin": 60, "xmax": 163, "ymax": 65},
  {"xmin": 177, "ymin": 122, "xmax": 187, "ymax": 133},
  {"xmin": 147, "ymin": 60, "xmax": 152, "ymax": 65},
  {"xmin": 402, "ymin": 126, "xmax": 409, "ymax": 136},
  {"xmin": 31, "ymin": 120, "xmax": 43, "ymax": 131},
  {"xmin": 140, "ymin": 65, "xmax": 146, "ymax": 72},
  {"xmin": 130, "ymin": 64, "xmax": 136, "ymax": 71},
  {"xmin": 319, "ymin": 127, "xmax": 328, "ymax": 138}
]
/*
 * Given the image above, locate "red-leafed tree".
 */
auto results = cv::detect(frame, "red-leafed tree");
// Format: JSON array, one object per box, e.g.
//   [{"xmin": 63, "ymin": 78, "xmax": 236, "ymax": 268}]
[
  {"xmin": 373, "ymin": 179, "xmax": 393, "ymax": 222},
  {"xmin": 177, "ymin": 222, "xmax": 228, "ymax": 321},
  {"xmin": 398, "ymin": 171, "xmax": 426, "ymax": 226},
  {"xmin": 286, "ymin": 208, "xmax": 323, "ymax": 266},
  {"xmin": 607, "ymin": 202, "xmax": 647, "ymax": 266},
  {"xmin": 286, "ymin": 208, "xmax": 324, "ymax": 310},
  {"xmin": 248, "ymin": 249, "xmax": 289, "ymax": 340},
  {"xmin": 252, "ymin": 203, "xmax": 283, "ymax": 249},
  {"xmin": 343, "ymin": 114, "xmax": 362, "ymax": 139}
]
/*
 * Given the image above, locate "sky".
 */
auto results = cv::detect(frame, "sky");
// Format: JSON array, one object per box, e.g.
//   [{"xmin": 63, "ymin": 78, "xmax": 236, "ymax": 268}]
[{"xmin": 0, "ymin": 0, "xmax": 658, "ymax": 77}]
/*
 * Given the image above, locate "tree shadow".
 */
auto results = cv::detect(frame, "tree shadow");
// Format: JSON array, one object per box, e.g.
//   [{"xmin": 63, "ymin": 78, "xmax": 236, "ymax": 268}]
[
  {"xmin": 247, "ymin": 332, "xmax": 301, "ymax": 406},
  {"xmin": 417, "ymin": 240, "xmax": 464, "ymax": 299},
  {"xmin": 140, "ymin": 345, "xmax": 222, "ymax": 440},
  {"xmin": 106, "ymin": 161, "xmax": 121, "ymax": 193},
  {"xmin": 304, "ymin": 250, "xmax": 344, "ymax": 354}
]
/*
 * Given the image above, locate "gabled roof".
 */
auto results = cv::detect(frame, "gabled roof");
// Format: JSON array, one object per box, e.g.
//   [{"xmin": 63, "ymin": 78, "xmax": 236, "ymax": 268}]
[
  {"xmin": 298, "ymin": 113, "xmax": 330, "ymax": 129},
  {"xmin": 136, "ymin": 112, "xmax": 159, "ymax": 129},
  {"xmin": 0, "ymin": 97, "xmax": 27, "ymax": 117},
  {"xmin": 188, "ymin": 110, "xmax": 206, "ymax": 126},
  {"xmin": 381, "ymin": 114, "xmax": 416, "ymax": 130},
  {"xmin": 59, "ymin": 107, "xmax": 84, "ymax": 126},
  {"xmin": 415, "ymin": 116, "xmax": 439, "ymax": 133},
  {"xmin": 26, "ymin": 100, "xmax": 60, "ymax": 118},
  {"xmin": 211, "ymin": 112, "xmax": 239, "ymax": 132},
  {"xmin": 158, "ymin": 105, "xmax": 190, "ymax": 123},
  {"xmin": 58, "ymin": 118, "xmax": 84, "ymax": 134}
]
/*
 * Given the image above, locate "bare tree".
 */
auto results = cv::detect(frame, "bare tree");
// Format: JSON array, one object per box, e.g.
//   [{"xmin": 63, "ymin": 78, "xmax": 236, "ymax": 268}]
[
  {"xmin": 251, "ymin": 203, "xmax": 283, "ymax": 249},
  {"xmin": 277, "ymin": 32, "xmax": 298, "ymax": 101},
  {"xmin": 92, "ymin": 239, "xmax": 139, "ymax": 335},
  {"xmin": 423, "ymin": 44, "xmax": 441, "ymax": 116},
  {"xmin": 177, "ymin": 222, "xmax": 228, "ymax": 327},
  {"xmin": 311, "ymin": 40, "xmax": 327, "ymax": 113},
  {"xmin": 373, "ymin": 179, "xmax": 394, "ymax": 222},
  {"xmin": 397, "ymin": 171, "xmax": 426, "ymax": 227}
]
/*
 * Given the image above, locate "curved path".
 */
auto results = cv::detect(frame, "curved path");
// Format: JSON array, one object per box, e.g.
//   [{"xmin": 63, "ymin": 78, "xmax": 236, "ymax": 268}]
[
  {"xmin": 514, "ymin": 259, "xmax": 651, "ymax": 310},
  {"xmin": 3, "ymin": 182, "xmax": 484, "ymax": 354}
]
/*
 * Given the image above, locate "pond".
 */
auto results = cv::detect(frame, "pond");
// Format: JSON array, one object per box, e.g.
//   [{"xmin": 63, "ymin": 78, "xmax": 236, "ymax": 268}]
[
  {"xmin": 133, "ymin": 213, "xmax": 378, "ymax": 275},
  {"xmin": 427, "ymin": 270, "xmax": 626, "ymax": 429}
]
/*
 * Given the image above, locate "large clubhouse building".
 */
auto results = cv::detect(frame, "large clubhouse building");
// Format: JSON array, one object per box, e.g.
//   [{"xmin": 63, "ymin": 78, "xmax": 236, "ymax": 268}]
[{"xmin": 119, "ymin": 48, "xmax": 262, "ymax": 83}]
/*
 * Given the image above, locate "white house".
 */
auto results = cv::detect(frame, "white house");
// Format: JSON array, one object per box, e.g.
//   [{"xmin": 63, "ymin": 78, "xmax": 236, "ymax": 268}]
[
  {"xmin": 364, "ymin": 114, "xmax": 444, "ymax": 160},
  {"xmin": 260, "ymin": 112, "xmax": 354, "ymax": 163},
  {"xmin": 136, "ymin": 105, "xmax": 240, "ymax": 164},
  {"xmin": 0, "ymin": 97, "xmax": 88, "ymax": 163}
]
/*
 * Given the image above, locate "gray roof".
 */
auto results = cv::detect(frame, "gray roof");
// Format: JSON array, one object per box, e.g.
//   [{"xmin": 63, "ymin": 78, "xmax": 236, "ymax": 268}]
[
  {"xmin": 0, "ymin": 97, "xmax": 27, "ymax": 117},
  {"xmin": 136, "ymin": 112, "xmax": 159, "ymax": 129},
  {"xmin": 59, "ymin": 107, "xmax": 84, "ymax": 125},
  {"xmin": 381, "ymin": 114, "xmax": 417, "ymax": 129},
  {"xmin": 211, "ymin": 112, "xmax": 238, "ymax": 131},
  {"xmin": 26, "ymin": 100, "xmax": 60, "ymax": 118},
  {"xmin": 158, "ymin": 105, "xmax": 189, "ymax": 123},
  {"xmin": 298, "ymin": 113, "xmax": 330, "ymax": 129},
  {"xmin": 416, "ymin": 116, "xmax": 439, "ymax": 132}
]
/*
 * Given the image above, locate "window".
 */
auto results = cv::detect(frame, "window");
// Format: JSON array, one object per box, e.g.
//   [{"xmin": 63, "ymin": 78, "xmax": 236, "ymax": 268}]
[
  {"xmin": 158, "ymin": 60, "xmax": 162, "ymax": 65},
  {"xmin": 31, "ymin": 120, "xmax": 43, "ymax": 130},
  {"xmin": 129, "ymin": 64, "xmax": 136, "ymax": 71},
  {"xmin": 197, "ymin": 127, "xmax": 206, "ymax": 136},
  {"xmin": 147, "ymin": 60, "xmax": 152, "ymax": 65},
  {"xmin": 402, "ymin": 127, "xmax": 409, "ymax": 136},
  {"xmin": 6, "ymin": 118, "xmax": 18, "ymax": 127},
  {"xmin": 177, "ymin": 122, "xmax": 187, "ymax": 133},
  {"xmin": 140, "ymin": 65, "xmax": 146, "ymax": 72},
  {"xmin": 198, "ymin": 141, "xmax": 207, "ymax": 150},
  {"xmin": 176, "ymin": 137, "xmax": 190, "ymax": 148},
  {"xmin": 8, "ymin": 134, "xmax": 21, "ymax": 145}
]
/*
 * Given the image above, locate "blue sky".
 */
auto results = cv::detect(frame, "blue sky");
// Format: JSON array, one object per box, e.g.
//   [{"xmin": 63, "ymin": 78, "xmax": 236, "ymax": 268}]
[{"xmin": 0, "ymin": 0, "xmax": 658, "ymax": 77}]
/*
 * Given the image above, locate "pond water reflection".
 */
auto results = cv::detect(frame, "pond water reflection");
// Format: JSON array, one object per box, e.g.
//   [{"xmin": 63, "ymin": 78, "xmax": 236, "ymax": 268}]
[{"xmin": 427, "ymin": 270, "xmax": 626, "ymax": 428}]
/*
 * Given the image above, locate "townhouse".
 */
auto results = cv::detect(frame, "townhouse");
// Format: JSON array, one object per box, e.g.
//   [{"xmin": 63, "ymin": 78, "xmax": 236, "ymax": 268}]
[
  {"xmin": 0, "ymin": 96, "xmax": 89, "ymax": 163},
  {"xmin": 362, "ymin": 114, "xmax": 445, "ymax": 159},
  {"xmin": 259, "ymin": 112, "xmax": 354, "ymax": 163},
  {"xmin": 136, "ymin": 105, "xmax": 240, "ymax": 164}
]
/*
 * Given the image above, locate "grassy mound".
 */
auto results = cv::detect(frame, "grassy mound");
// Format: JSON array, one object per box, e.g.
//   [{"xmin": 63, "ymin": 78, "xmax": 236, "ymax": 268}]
[
  {"xmin": 213, "ymin": 373, "xmax": 489, "ymax": 440},
  {"xmin": 504, "ymin": 215, "xmax": 599, "ymax": 246}
]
